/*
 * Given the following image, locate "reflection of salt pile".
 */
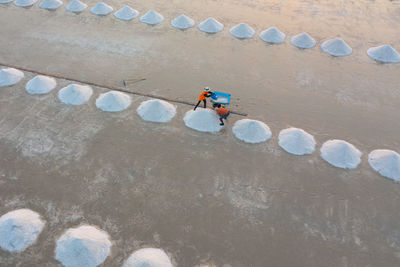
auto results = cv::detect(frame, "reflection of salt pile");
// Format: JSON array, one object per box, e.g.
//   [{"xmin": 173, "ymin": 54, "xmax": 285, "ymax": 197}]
[
  {"xmin": 90, "ymin": 2, "xmax": 113, "ymax": 15},
  {"xmin": 56, "ymin": 225, "xmax": 111, "ymax": 267},
  {"xmin": 66, "ymin": 0, "xmax": 87, "ymax": 13},
  {"xmin": 320, "ymin": 139, "xmax": 362, "ymax": 169},
  {"xmin": 14, "ymin": 0, "xmax": 37, "ymax": 7},
  {"xmin": 39, "ymin": 0, "xmax": 62, "ymax": 9},
  {"xmin": 278, "ymin": 127, "xmax": 315, "ymax": 155},
  {"xmin": 259, "ymin": 27, "xmax": 286, "ymax": 43},
  {"xmin": 96, "ymin": 91, "xmax": 131, "ymax": 112},
  {"xmin": 171, "ymin": 14, "xmax": 195, "ymax": 29},
  {"xmin": 123, "ymin": 248, "xmax": 173, "ymax": 267},
  {"xmin": 137, "ymin": 99, "xmax": 176, "ymax": 123},
  {"xmin": 198, "ymin": 17, "xmax": 224, "ymax": 33},
  {"xmin": 368, "ymin": 150, "xmax": 400, "ymax": 181},
  {"xmin": 184, "ymin": 109, "xmax": 223, "ymax": 132},
  {"xmin": 0, "ymin": 209, "xmax": 45, "ymax": 252},
  {"xmin": 290, "ymin": 32, "xmax": 316, "ymax": 49},
  {"xmin": 367, "ymin": 45, "xmax": 400, "ymax": 63},
  {"xmin": 58, "ymin": 84, "xmax": 93, "ymax": 105},
  {"xmin": 321, "ymin": 38, "xmax": 352, "ymax": 57},
  {"xmin": 26, "ymin": 75, "xmax": 57, "ymax": 95},
  {"xmin": 140, "ymin": 10, "xmax": 164, "ymax": 25},
  {"xmin": 114, "ymin": 6, "xmax": 139, "ymax": 21},
  {"xmin": 0, "ymin": 68, "xmax": 24, "ymax": 87},
  {"xmin": 232, "ymin": 119, "xmax": 271, "ymax": 144},
  {"xmin": 229, "ymin": 23, "xmax": 255, "ymax": 39}
]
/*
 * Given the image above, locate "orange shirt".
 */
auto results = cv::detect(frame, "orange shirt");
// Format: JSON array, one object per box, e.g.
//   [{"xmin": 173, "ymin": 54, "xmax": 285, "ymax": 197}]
[
  {"xmin": 198, "ymin": 91, "xmax": 210, "ymax": 101},
  {"xmin": 217, "ymin": 107, "xmax": 229, "ymax": 116}
]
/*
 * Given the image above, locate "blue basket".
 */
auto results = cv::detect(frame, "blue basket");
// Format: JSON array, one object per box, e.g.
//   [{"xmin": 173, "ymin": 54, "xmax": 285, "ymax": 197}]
[{"xmin": 210, "ymin": 91, "xmax": 231, "ymax": 105}]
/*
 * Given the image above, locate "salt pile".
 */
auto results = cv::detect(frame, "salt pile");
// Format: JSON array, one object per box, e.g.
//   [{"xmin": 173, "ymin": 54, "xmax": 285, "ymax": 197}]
[
  {"xmin": 232, "ymin": 119, "xmax": 271, "ymax": 144},
  {"xmin": 90, "ymin": 2, "xmax": 113, "ymax": 16},
  {"xmin": 0, "ymin": 0, "xmax": 13, "ymax": 4},
  {"xmin": 0, "ymin": 68, "xmax": 24, "ymax": 87},
  {"xmin": 259, "ymin": 27, "xmax": 286, "ymax": 43},
  {"xmin": 171, "ymin": 14, "xmax": 195, "ymax": 29},
  {"xmin": 321, "ymin": 38, "xmax": 352, "ymax": 57},
  {"xmin": 39, "ymin": 0, "xmax": 62, "ymax": 9},
  {"xmin": 229, "ymin": 23, "xmax": 255, "ymax": 39},
  {"xmin": 123, "ymin": 248, "xmax": 173, "ymax": 267},
  {"xmin": 278, "ymin": 127, "xmax": 315, "ymax": 155},
  {"xmin": 198, "ymin": 17, "xmax": 224, "ymax": 33},
  {"xmin": 58, "ymin": 84, "xmax": 93, "ymax": 105},
  {"xmin": 367, "ymin": 45, "xmax": 400, "ymax": 63},
  {"xmin": 55, "ymin": 225, "xmax": 111, "ymax": 267},
  {"xmin": 368, "ymin": 149, "xmax": 400, "ymax": 181},
  {"xmin": 140, "ymin": 10, "xmax": 164, "ymax": 25},
  {"xmin": 14, "ymin": 0, "xmax": 37, "ymax": 7},
  {"xmin": 66, "ymin": 0, "xmax": 87, "ymax": 13},
  {"xmin": 0, "ymin": 209, "xmax": 45, "ymax": 252},
  {"xmin": 114, "ymin": 6, "xmax": 139, "ymax": 21},
  {"xmin": 183, "ymin": 109, "xmax": 223, "ymax": 133},
  {"xmin": 96, "ymin": 91, "xmax": 131, "ymax": 112},
  {"xmin": 137, "ymin": 99, "xmax": 176, "ymax": 123},
  {"xmin": 25, "ymin": 75, "xmax": 56, "ymax": 95},
  {"xmin": 320, "ymin": 139, "xmax": 362, "ymax": 169},
  {"xmin": 290, "ymin": 32, "xmax": 316, "ymax": 49}
]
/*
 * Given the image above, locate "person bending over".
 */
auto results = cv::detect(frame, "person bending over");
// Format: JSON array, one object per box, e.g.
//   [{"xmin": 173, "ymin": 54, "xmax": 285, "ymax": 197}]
[
  {"xmin": 194, "ymin": 87, "xmax": 213, "ymax": 110},
  {"xmin": 216, "ymin": 104, "xmax": 230, "ymax": 126}
]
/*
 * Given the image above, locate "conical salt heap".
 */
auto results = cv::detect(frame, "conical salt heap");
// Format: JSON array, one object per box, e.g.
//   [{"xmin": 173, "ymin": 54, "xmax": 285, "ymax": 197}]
[
  {"xmin": 290, "ymin": 32, "xmax": 316, "ymax": 49},
  {"xmin": 14, "ymin": 0, "xmax": 37, "ymax": 7},
  {"xmin": 66, "ymin": 0, "xmax": 87, "ymax": 13},
  {"xmin": 171, "ymin": 14, "xmax": 195, "ymax": 29},
  {"xmin": 320, "ymin": 139, "xmax": 362, "ymax": 169},
  {"xmin": 278, "ymin": 127, "xmax": 316, "ymax": 155},
  {"xmin": 321, "ymin": 38, "xmax": 352, "ymax": 57},
  {"xmin": 259, "ymin": 27, "xmax": 285, "ymax": 43},
  {"xmin": 184, "ymin": 109, "xmax": 223, "ymax": 132},
  {"xmin": 90, "ymin": 2, "xmax": 113, "ymax": 15},
  {"xmin": 137, "ymin": 99, "xmax": 176, "ymax": 123},
  {"xmin": 123, "ymin": 248, "xmax": 173, "ymax": 267},
  {"xmin": 367, "ymin": 45, "xmax": 400, "ymax": 63},
  {"xmin": 39, "ymin": 0, "xmax": 62, "ymax": 9},
  {"xmin": 140, "ymin": 10, "xmax": 164, "ymax": 25},
  {"xmin": 25, "ymin": 75, "xmax": 57, "ymax": 95},
  {"xmin": 198, "ymin": 17, "xmax": 224, "ymax": 33},
  {"xmin": 0, "ymin": 68, "xmax": 24, "ymax": 87},
  {"xmin": 232, "ymin": 119, "xmax": 271, "ymax": 144},
  {"xmin": 58, "ymin": 84, "xmax": 93, "ymax": 105},
  {"xmin": 229, "ymin": 23, "xmax": 255, "ymax": 39},
  {"xmin": 114, "ymin": 6, "xmax": 139, "ymax": 21},
  {"xmin": 96, "ymin": 91, "xmax": 131, "ymax": 112},
  {"xmin": 368, "ymin": 149, "xmax": 400, "ymax": 181},
  {"xmin": 0, "ymin": 0, "xmax": 14, "ymax": 4}
]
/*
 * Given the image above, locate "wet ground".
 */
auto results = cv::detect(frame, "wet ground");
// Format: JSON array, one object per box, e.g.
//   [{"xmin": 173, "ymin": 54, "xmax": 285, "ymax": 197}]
[{"xmin": 0, "ymin": 0, "xmax": 400, "ymax": 266}]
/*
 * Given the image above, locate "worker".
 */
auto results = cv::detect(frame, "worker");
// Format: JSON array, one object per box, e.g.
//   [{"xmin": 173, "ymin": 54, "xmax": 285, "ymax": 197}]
[
  {"xmin": 194, "ymin": 87, "xmax": 213, "ymax": 110},
  {"xmin": 216, "ymin": 104, "xmax": 230, "ymax": 126}
]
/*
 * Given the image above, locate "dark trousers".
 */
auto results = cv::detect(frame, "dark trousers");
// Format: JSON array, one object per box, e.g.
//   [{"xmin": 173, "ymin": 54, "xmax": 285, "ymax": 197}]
[{"xmin": 194, "ymin": 100, "xmax": 206, "ymax": 110}]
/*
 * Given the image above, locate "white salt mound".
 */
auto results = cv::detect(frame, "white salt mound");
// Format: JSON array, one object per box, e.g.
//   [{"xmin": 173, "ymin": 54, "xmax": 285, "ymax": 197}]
[
  {"xmin": 367, "ymin": 45, "xmax": 400, "ymax": 63},
  {"xmin": 137, "ymin": 99, "xmax": 176, "ymax": 123},
  {"xmin": 171, "ymin": 14, "xmax": 195, "ymax": 29},
  {"xmin": 58, "ymin": 84, "xmax": 93, "ymax": 105},
  {"xmin": 0, "ymin": 68, "xmax": 24, "ymax": 87},
  {"xmin": 140, "ymin": 10, "xmax": 164, "ymax": 25},
  {"xmin": 39, "ymin": 0, "xmax": 62, "ymax": 9},
  {"xmin": 55, "ymin": 225, "xmax": 111, "ymax": 267},
  {"xmin": 290, "ymin": 32, "xmax": 316, "ymax": 49},
  {"xmin": 96, "ymin": 91, "xmax": 131, "ymax": 112},
  {"xmin": 368, "ymin": 149, "xmax": 400, "ymax": 181},
  {"xmin": 198, "ymin": 17, "xmax": 224, "ymax": 33},
  {"xmin": 229, "ymin": 23, "xmax": 255, "ymax": 39},
  {"xmin": 14, "ymin": 0, "xmax": 37, "ymax": 7},
  {"xmin": 123, "ymin": 248, "xmax": 173, "ymax": 267},
  {"xmin": 0, "ymin": 209, "xmax": 45, "ymax": 252},
  {"xmin": 278, "ymin": 127, "xmax": 315, "ymax": 155},
  {"xmin": 321, "ymin": 38, "xmax": 352, "ymax": 57},
  {"xmin": 0, "ymin": 0, "xmax": 13, "ymax": 4},
  {"xmin": 90, "ymin": 2, "xmax": 113, "ymax": 15},
  {"xmin": 66, "ymin": 0, "xmax": 87, "ymax": 12},
  {"xmin": 232, "ymin": 119, "xmax": 271, "ymax": 144},
  {"xmin": 320, "ymin": 139, "xmax": 362, "ymax": 169},
  {"xmin": 259, "ymin": 27, "xmax": 286, "ymax": 43},
  {"xmin": 184, "ymin": 109, "xmax": 223, "ymax": 133},
  {"xmin": 114, "ymin": 6, "xmax": 139, "ymax": 21},
  {"xmin": 26, "ymin": 75, "xmax": 56, "ymax": 95}
]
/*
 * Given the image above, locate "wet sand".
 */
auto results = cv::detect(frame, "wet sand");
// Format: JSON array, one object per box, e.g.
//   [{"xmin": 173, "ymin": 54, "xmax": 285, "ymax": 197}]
[{"xmin": 0, "ymin": 0, "xmax": 400, "ymax": 266}]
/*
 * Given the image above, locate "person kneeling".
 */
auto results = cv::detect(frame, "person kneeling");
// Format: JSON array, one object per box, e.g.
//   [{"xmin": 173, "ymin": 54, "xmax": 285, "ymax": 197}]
[{"xmin": 216, "ymin": 104, "xmax": 230, "ymax": 126}]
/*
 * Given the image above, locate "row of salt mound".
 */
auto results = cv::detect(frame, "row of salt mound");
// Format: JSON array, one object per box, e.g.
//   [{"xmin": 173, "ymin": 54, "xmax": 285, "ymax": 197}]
[
  {"xmin": 66, "ymin": 0, "xmax": 87, "ymax": 13},
  {"xmin": 0, "ymin": 68, "xmax": 24, "ymax": 87},
  {"xmin": 114, "ymin": 6, "xmax": 139, "ymax": 21},
  {"xmin": 90, "ymin": 1, "xmax": 112, "ymax": 15},
  {"xmin": 39, "ymin": 0, "xmax": 62, "ymax": 10},
  {"xmin": 140, "ymin": 10, "xmax": 164, "ymax": 25}
]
